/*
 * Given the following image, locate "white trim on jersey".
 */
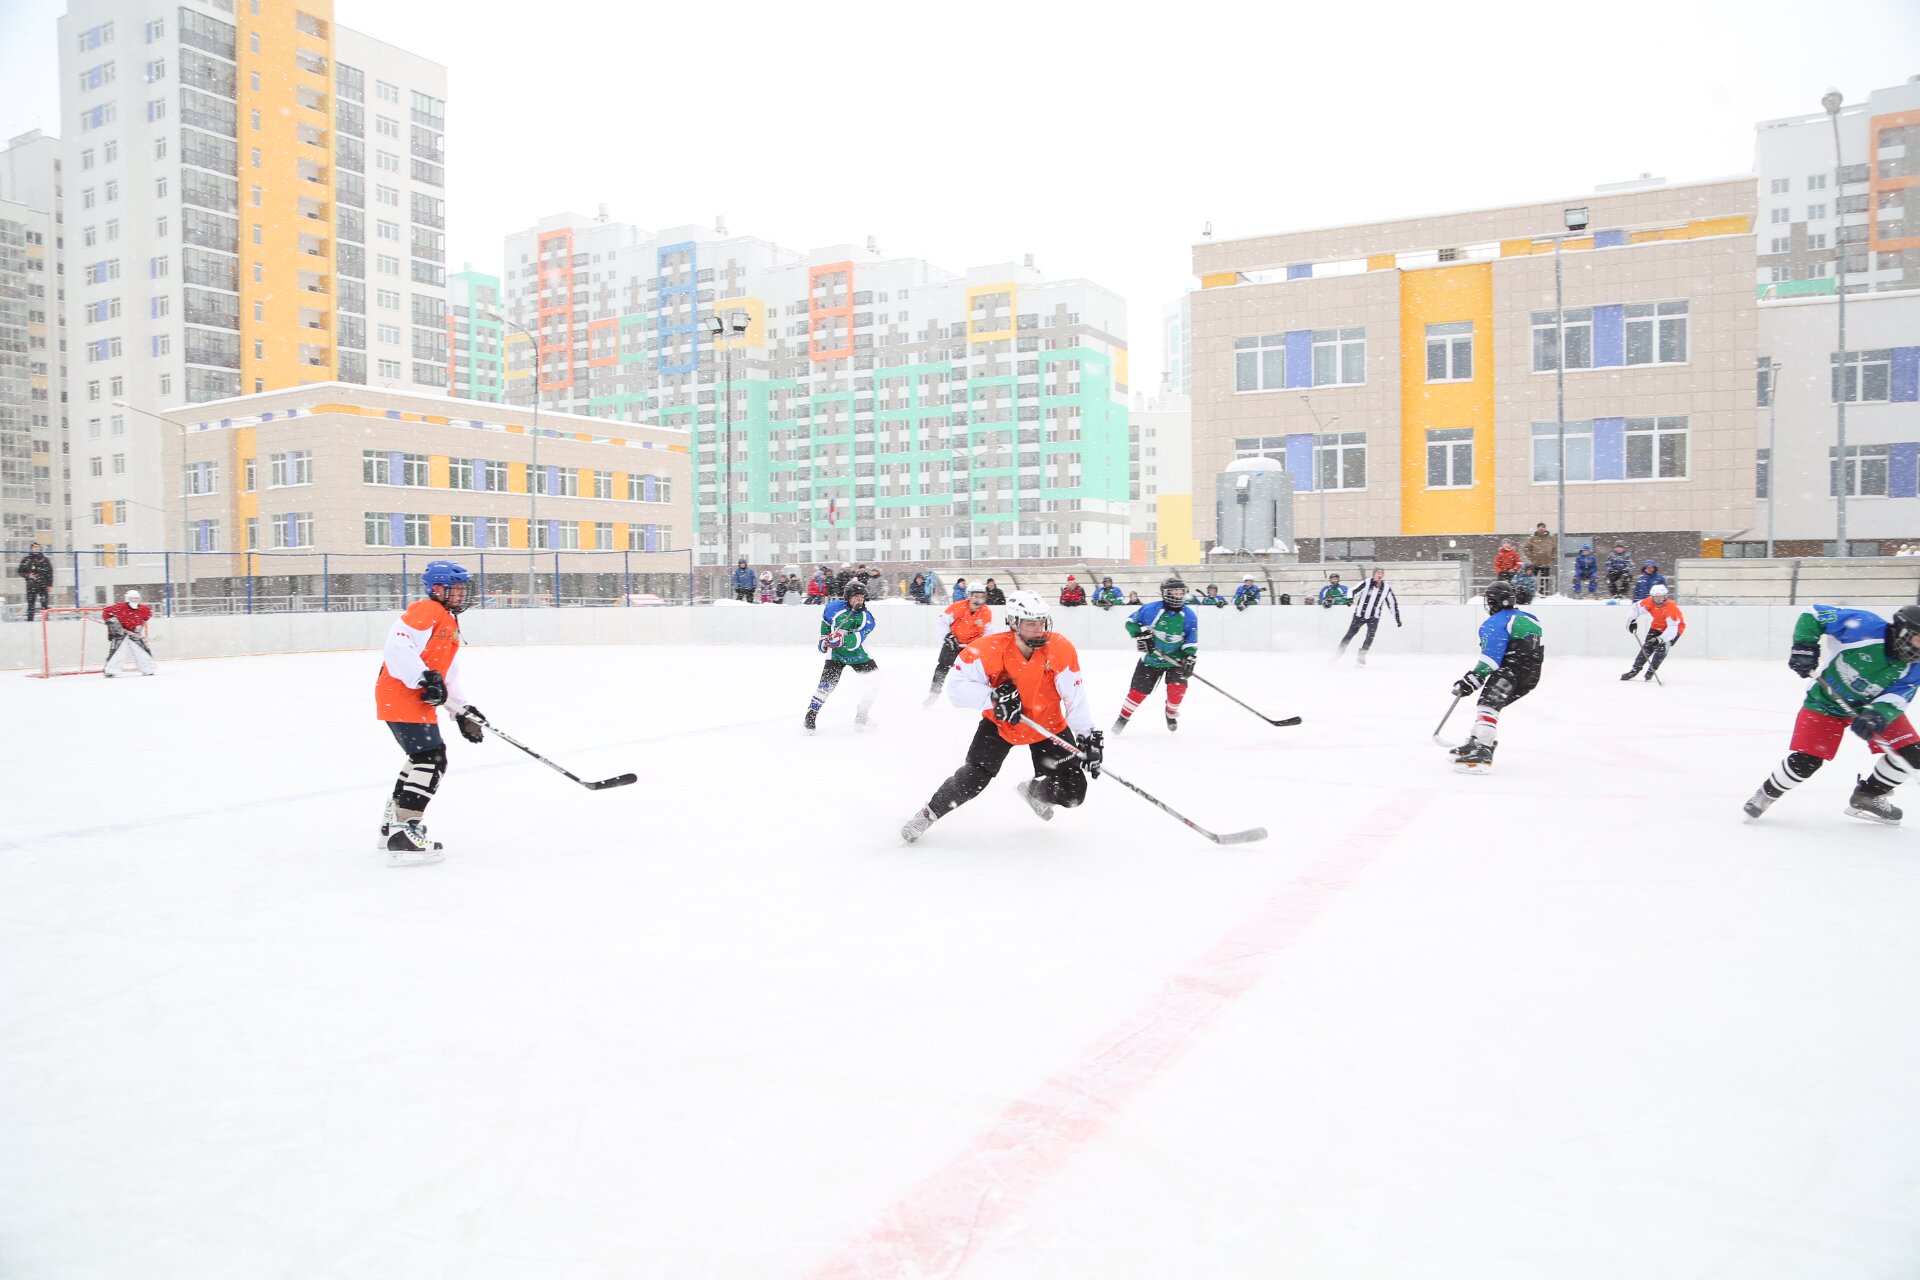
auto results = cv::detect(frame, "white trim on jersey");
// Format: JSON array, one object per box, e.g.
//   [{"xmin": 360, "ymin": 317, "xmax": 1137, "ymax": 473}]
[{"xmin": 382, "ymin": 616, "xmax": 468, "ymax": 709}]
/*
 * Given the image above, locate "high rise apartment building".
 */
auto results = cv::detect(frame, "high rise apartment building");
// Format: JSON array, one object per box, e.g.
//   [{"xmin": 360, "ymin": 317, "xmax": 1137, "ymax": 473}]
[
  {"xmin": 1190, "ymin": 178, "xmax": 1757, "ymax": 576},
  {"xmin": 0, "ymin": 130, "xmax": 67, "ymax": 563},
  {"xmin": 56, "ymin": 0, "xmax": 446, "ymax": 593},
  {"xmin": 1755, "ymin": 76, "xmax": 1920, "ymax": 298},
  {"xmin": 487, "ymin": 214, "xmax": 1131, "ymax": 566}
]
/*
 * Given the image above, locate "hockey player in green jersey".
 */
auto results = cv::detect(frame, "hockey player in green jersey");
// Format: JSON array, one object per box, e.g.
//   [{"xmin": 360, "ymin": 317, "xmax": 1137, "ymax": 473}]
[
  {"xmin": 1449, "ymin": 580, "xmax": 1544, "ymax": 774},
  {"xmin": 1114, "ymin": 577, "xmax": 1199, "ymax": 732},
  {"xmin": 805, "ymin": 580, "xmax": 880, "ymax": 733},
  {"xmin": 1744, "ymin": 604, "xmax": 1920, "ymax": 824}
]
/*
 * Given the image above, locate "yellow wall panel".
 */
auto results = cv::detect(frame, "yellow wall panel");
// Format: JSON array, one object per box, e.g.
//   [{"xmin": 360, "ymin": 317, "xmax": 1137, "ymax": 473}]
[
  {"xmin": 613, "ymin": 522, "xmax": 629, "ymax": 550},
  {"xmin": 429, "ymin": 455, "xmax": 450, "ymax": 488},
  {"xmin": 506, "ymin": 517, "xmax": 527, "ymax": 550},
  {"xmin": 429, "ymin": 514, "xmax": 451, "ymax": 547},
  {"xmin": 709, "ymin": 296, "xmax": 767, "ymax": 350},
  {"xmin": 576, "ymin": 466, "xmax": 593, "ymax": 497},
  {"xmin": 1398, "ymin": 264, "xmax": 1496, "ymax": 537},
  {"xmin": 509, "ymin": 461, "xmax": 527, "ymax": 495},
  {"xmin": 1154, "ymin": 493, "xmax": 1204, "ymax": 563},
  {"xmin": 1200, "ymin": 272, "xmax": 1239, "ymax": 289}
]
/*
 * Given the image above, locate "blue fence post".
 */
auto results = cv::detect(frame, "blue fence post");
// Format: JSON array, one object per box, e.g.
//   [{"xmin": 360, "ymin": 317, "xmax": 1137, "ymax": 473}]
[
  {"xmin": 401, "ymin": 555, "xmax": 408, "ymax": 607},
  {"xmin": 623, "ymin": 550, "xmax": 631, "ymax": 606},
  {"xmin": 686, "ymin": 549, "xmax": 694, "ymax": 606},
  {"xmin": 323, "ymin": 553, "xmax": 330, "ymax": 612},
  {"xmin": 478, "ymin": 552, "xmax": 487, "ymax": 610},
  {"xmin": 163, "ymin": 551, "xmax": 173, "ymax": 618},
  {"xmin": 246, "ymin": 553, "xmax": 254, "ymax": 614},
  {"xmin": 70, "ymin": 550, "xmax": 81, "ymax": 608},
  {"xmin": 554, "ymin": 552, "xmax": 561, "ymax": 606}
]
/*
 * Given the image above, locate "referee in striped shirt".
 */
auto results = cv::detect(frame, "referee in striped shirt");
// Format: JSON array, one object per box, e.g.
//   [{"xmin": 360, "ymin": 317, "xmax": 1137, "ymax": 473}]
[{"xmin": 1336, "ymin": 568, "xmax": 1401, "ymax": 664}]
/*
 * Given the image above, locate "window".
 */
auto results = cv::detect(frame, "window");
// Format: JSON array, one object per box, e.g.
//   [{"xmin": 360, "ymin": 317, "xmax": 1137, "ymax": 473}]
[
  {"xmin": 269, "ymin": 450, "xmax": 313, "ymax": 487},
  {"xmin": 1233, "ymin": 334, "xmax": 1285, "ymax": 392},
  {"xmin": 485, "ymin": 460, "xmax": 507, "ymax": 492},
  {"xmin": 1316, "ymin": 431, "xmax": 1368, "ymax": 491},
  {"xmin": 1807, "ymin": 232, "xmax": 1828, "ymax": 251},
  {"xmin": 449, "ymin": 515, "xmax": 477, "ymax": 548},
  {"xmin": 77, "ymin": 21, "xmax": 113, "ymax": 50},
  {"xmin": 244, "ymin": 457, "xmax": 256, "ymax": 491},
  {"xmin": 450, "ymin": 457, "xmax": 475, "ymax": 489},
  {"xmin": 1769, "ymin": 237, "xmax": 1790, "ymax": 254},
  {"xmin": 182, "ymin": 459, "xmax": 219, "ymax": 495},
  {"xmin": 594, "ymin": 522, "xmax": 613, "ymax": 551},
  {"xmin": 401, "ymin": 453, "xmax": 430, "ymax": 486},
  {"xmin": 593, "ymin": 469, "xmax": 613, "ymax": 499},
  {"xmin": 1808, "ymin": 173, "xmax": 1828, "ymax": 190},
  {"xmin": 270, "ymin": 513, "xmax": 314, "ymax": 548},
  {"xmin": 145, "ymin": 58, "xmax": 165, "ymax": 83},
  {"xmin": 1313, "ymin": 327, "xmax": 1366, "ymax": 386},
  {"xmin": 376, "ymin": 254, "xmax": 399, "ymax": 275},
  {"xmin": 361, "ymin": 450, "xmax": 392, "ymax": 485},
  {"xmin": 376, "ymin": 115, "xmax": 399, "ymax": 138},
  {"xmin": 531, "ymin": 521, "xmax": 581, "ymax": 551},
  {"xmin": 1625, "ymin": 301, "xmax": 1688, "ymax": 366},
  {"xmin": 376, "ymin": 151, "xmax": 399, "ymax": 172},
  {"xmin": 1425, "ymin": 322, "xmax": 1473, "ymax": 381},
  {"xmin": 1623, "ymin": 416, "xmax": 1689, "ymax": 480},
  {"xmin": 1531, "ymin": 308, "xmax": 1593, "ymax": 372},
  {"xmin": 376, "ymin": 288, "xmax": 400, "ymax": 309},
  {"xmin": 104, "ymin": 180, "xmax": 117, "ymax": 202},
  {"xmin": 377, "ymin": 358, "xmax": 401, "ymax": 378},
  {"xmin": 377, "ymin": 324, "xmax": 400, "ymax": 344},
  {"xmin": 1531, "ymin": 420, "xmax": 1594, "ymax": 482},
  {"xmin": 1756, "ymin": 447, "xmax": 1770, "ymax": 499},
  {"xmin": 1770, "ymin": 208, "xmax": 1790, "ymax": 224},
  {"xmin": 1832, "ymin": 350, "xmax": 1892, "ymax": 403},
  {"xmin": 377, "ymin": 218, "xmax": 399, "ymax": 241},
  {"xmin": 1807, "ymin": 203, "xmax": 1827, "ymax": 220},
  {"xmin": 144, "ymin": 17, "xmax": 164, "ymax": 41},
  {"xmin": 89, "ymin": 457, "xmax": 103, "ymax": 477},
  {"xmin": 1830, "ymin": 444, "xmax": 1891, "ymax": 498},
  {"xmin": 377, "ymin": 80, "xmax": 400, "ymax": 103},
  {"xmin": 246, "ymin": 517, "xmax": 258, "ymax": 550},
  {"xmin": 629, "ymin": 472, "xmax": 665, "ymax": 502},
  {"xmin": 377, "ymin": 185, "xmax": 399, "ymax": 206},
  {"xmin": 1426, "ymin": 428, "xmax": 1473, "ymax": 488},
  {"xmin": 1770, "ymin": 177, "xmax": 1790, "ymax": 194}
]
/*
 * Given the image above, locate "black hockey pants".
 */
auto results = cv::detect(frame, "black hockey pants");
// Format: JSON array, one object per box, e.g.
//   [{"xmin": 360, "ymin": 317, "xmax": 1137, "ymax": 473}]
[
  {"xmin": 929, "ymin": 633, "xmax": 963, "ymax": 692},
  {"xmin": 928, "ymin": 718, "xmax": 1087, "ymax": 816}
]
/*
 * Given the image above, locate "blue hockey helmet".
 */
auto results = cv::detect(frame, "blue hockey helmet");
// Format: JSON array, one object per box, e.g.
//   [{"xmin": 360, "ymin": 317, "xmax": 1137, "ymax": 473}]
[{"xmin": 422, "ymin": 559, "xmax": 472, "ymax": 612}]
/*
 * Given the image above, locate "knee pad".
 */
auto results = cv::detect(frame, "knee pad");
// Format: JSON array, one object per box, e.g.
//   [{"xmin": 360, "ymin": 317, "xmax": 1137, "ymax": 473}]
[
  {"xmin": 1784, "ymin": 751, "xmax": 1824, "ymax": 782},
  {"xmin": 394, "ymin": 747, "xmax": 447, "ymax": 808}
]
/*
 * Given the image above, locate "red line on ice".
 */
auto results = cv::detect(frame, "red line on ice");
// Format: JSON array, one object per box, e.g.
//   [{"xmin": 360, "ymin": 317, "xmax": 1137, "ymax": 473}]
[{"xmin": 799, "ymin": 799, "xmax": 1420, "ymax": 1279}]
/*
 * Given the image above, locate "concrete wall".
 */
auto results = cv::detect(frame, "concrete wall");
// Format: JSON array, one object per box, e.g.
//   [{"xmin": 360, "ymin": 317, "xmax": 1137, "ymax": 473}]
[{"xmin": 0, "ymin": 598, "xmax": 1873, "ymax": 672}]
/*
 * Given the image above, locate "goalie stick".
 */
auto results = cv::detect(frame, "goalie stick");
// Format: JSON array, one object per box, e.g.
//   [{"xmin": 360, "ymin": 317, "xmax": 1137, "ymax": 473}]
[{"xmin": 1019, "ymin": 716, "xmax": 1267, "ymax": 845}]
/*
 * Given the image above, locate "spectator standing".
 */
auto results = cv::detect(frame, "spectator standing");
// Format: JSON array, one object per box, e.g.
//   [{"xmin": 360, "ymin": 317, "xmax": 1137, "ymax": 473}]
[
  {"xmin": 806, "ymin": 569, "xmax": 831, "ymax": 603},
  {"xmin": 17, "ymin": 541, "xmax": 53, "ymax": 620},
  {"xmin": 1493, "ymin": 539, "xmax": 1521, "ymax": 580},
  {"xmin": 730, "ymin": 557, "xmax": 757, "ymax": 603},
  {"xmin": 983, "ymin": 578, "xmax": 1007, "ymax": 605},
  {"xmin": 1604, "ymin": 543, "xmax": 1634, "ymax": 599},
  {"xmin": 1570, "ymin": 545, "xmax": 1599, "ymax": 596},
  {"xmin": 1524, "ymin": 522, "xmax": 1557, "ymax": 593},
  {"xmin": 909, "ymin": 572, "xmax": 934, "ymax": 604},
  {"xmin": 1336, "ymin": 568, "xmax": 1401, "ymax": 664},
  {"xmin": 1058, "ymin": 575, "xmax": 1088, "ymax": 607}
]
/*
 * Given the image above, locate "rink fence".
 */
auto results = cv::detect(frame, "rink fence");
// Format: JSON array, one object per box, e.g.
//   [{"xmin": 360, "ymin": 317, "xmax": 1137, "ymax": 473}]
[{"xmin": 0, "ymin": 597, "xmax": 1883, "ymax": 672}]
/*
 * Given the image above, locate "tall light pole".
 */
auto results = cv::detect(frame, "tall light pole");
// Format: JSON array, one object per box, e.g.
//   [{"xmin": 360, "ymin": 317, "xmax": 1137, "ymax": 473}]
[
  {"xmin": 1824, "ymin": 88, "xmax": 1850, "ymax": 557},
  {"xmin": 113, "ymin": 398, "xmax": 190, "ymax": 612},
  {"xmin": 482, "ymin": 307, "xmax": 540, "ymax": 602},
  {"xmin": 1766, "ymin": 361, "xmax": 1785, "ymax": 558},
  {"xmin": 1555, "ymin": 206, "xmax": 1589, "ymax": 592},
  {"xmin": 1300, "ymin": 396, "xmax": 1338, "ymax": 563},
  {"xmin": 705, "ymin": 310, "xmax": 751, "ymax": 569}
]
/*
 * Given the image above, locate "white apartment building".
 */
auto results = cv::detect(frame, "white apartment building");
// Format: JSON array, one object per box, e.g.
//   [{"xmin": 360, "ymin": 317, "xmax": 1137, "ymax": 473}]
[
  {"xmin": 0, "ymin": 130, "xmax": 68, "ymax": 568},
  {"xmin": 56, "ymin": 0, "xmax": 447, "ymax": 594},
  {"xmin": 1129, "ymin": 388, "xmax": 1195, "ymax": 564}
]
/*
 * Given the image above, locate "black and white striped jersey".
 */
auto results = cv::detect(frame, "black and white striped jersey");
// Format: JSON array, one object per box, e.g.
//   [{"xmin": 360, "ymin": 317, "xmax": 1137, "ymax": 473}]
[{"xmin": 1349, "ymin": 579, "xmax": 1400, "ymax": 623}]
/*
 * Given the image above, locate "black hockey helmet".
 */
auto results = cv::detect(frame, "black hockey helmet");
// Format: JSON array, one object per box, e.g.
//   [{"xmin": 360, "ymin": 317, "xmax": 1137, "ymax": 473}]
[
  {"xmin": 1484, "ymin": 581, "xmax": 1517, "ymax": 615},
  {"xmin": 842, "ymin": 579, "xmax": 868, "ymax": 603},
  {"xmin": 1161, "ymin": 576, "xmax": 1187, "ymax": 606},
  {"xmin": 1888, "ymin": 605, "xmax": 1920, "ymax": 665}
]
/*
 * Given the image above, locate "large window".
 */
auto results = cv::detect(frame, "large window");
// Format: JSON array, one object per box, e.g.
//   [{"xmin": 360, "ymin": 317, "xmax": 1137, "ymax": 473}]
[
  {"xmin": 268, "ymin": 450, "xmax": 311, "ymax": 487},
  {"xmin": 1624, "ymin": 416, "xmax": 1689, "ymax": 479},
  {"xmin": 1831, "ymin": 444, "xmax": 1891, "ymax": 497},
  {"xmin": 1316, "ymin": 431, "xmax": 1368, "ymax": 491},
  {"xmin": 1625, "ymin": 301, "xmax": 1688, "ymax": 366},
  {"xmin": 1312, "ymin": 327, "xmax": 1366, "ymax": 386},
  {"xmin": 1531, "ymin": 307, "xmax": 1593, "ymax": 372},
  {"xmin": 1234, "ymin": 334, "xmax": 1286, "ymax": 392},
  {"xmin": 1832, "ymin": 350, "xmax": 1892, "ymax": 403},
  {"xmin": 181, "ymin": 459, "xmax": 219, "ymax": 495},
  {"xmin": 1425, "ymin": 322, "xmax": 1473, "ymax": 382},
  {"xmin": 1426, "ymin": 428, "xmax": 1473, "ymax": 489},
  {"xmin": 1232, "ymin": 435, "xmax": 1290, "ymax": 461},
  {"xmin": 531, "ymin": 520, "xmax": 581, "ymax": 550},
  {"xmin": 270, "ymin": 513, "xmax": 314, "ymax": 548},
  {"xmin": 363, "ymin": 511, "xmax": 431, "ymax": 546},
  {"xmin": 1531, "ymin": 421, "xmax": 1594, "ymax": 482},
  {"xmin": 627, "ymin": 473, "xmax": 671, "ymax": 503}
]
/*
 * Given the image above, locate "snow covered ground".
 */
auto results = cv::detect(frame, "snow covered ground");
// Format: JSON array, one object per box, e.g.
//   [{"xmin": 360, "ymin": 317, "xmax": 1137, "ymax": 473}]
[{"xmin": 3, "ymin": 639, "xmax": 1918, "ymax": 1279}]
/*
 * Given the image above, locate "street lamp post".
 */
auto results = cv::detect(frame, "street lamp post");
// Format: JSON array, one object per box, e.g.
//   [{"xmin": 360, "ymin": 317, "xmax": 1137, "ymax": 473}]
[
  {"xmin": 113, "ymin": 398, "xmax": 190, "ymax": 613},
  {"xmin": 1299, "ymin": 396, "xmax": 1338, "ymax": 563},
  {"xmin": 1766, "ymin": 361, "xmax": 1785, "ymax": 558},
  {"xmin": 1555, "ymin": 206, "xmax": 1589, "ymax": 592},
  {"xmin": 482, "ymin": 309, "xmax": 541, "ymax": 603},
  {"xmin": 1823, "ymin": 88, "xmax": 1850, "ymax": 557},
  {"xmin": 705, "ymin": 310, "xmax": 751, "ymax": 570}
]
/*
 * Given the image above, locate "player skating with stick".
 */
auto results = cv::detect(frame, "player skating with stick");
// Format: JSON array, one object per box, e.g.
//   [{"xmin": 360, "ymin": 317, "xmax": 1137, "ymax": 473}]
[
  {"xmin": 1446, "ymin": 581, "xmax": 1544, "ymax": 775},
  {"xmin": 1743, "ymin": 604, "xmax": 1920, "ymax": 825},
  {"xmin": 1622, "ymin": 583, "xmax": 1685, "ymax": 682},
  {"xmin": 101, "ymin": 589, "xmax": 157, "ymax": 677},
  {"xmin": 924, "ymin": 583, "xmax": 993, "ymax": 706},
  {"xmin": 901, "ymin": 591, "xmax": 1102, "ymax": 843},
  {"xmin": 806, "ymin": 579, "xmax": 880, "ymax": 733},
  {"xmin": 1114, "ymin": 577, "xmax": 1198, "ymax": 733},
  {"xmin": 374, "ymin": 560, "xmax": 486, "ymax": 866}
]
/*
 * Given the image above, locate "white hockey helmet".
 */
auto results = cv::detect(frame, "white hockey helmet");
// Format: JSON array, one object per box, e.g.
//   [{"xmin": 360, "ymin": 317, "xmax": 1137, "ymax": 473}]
[
  {"xmin": 1649, "ymin": 584, "xmax": 1669, "ymax": 598},
  {"xmin": 1002, "ymin": 590, "xmax": 1052, "ymax": 639},
  {"xmin": 124, "ymin": 589, "xmax": 141, "ymax": 604}
]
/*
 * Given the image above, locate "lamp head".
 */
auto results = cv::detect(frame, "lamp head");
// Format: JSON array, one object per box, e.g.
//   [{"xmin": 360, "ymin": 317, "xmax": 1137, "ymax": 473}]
[
  {"xmin": 728, "ymin": 309, "xmax": 751, "ymax": 334},
  {"xmin": 705, "ymin": 315, "xmax": 725, "ymax": 338},
  {"xmin": 1822, "ymin": 88, "xmax": 1843, "ymax": 116}
]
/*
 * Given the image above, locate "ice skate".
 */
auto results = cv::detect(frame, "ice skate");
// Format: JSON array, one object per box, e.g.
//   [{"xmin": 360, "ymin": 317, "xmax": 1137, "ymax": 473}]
[
  {"xmin": 854, "ymin": 708, "xmax": 875, "ymax": 732},
  {"xmin": 1015, "ymin": 778, "xmax": 1054, "ymax": 821},
  {"xmin": 1111, "ymin": 715, "xmax": 1129, "ymax": 734},
  {"xmin": 922, "ymin": 689, "xmax": 939, "ymax": 708},
  {"xmin": 1357, "ymin": 651, "xmax": 1367, "ymax": 666},
  {"xmin": 803, "ymin": 708, "xmax": 818, "ymax": 734},
  {"xmin": 1845, "ymin": 778, "xmax": 1902, "ymax": 826},
  {"xmin": 385, "ymin": 820, "xmax": 444, "ymax": 867},
  {"xmin": 1619, "ymin": 670, "xmax": 1638, "ymax": 681},
  {"xmin": 1643, "ymin": 669, "xmax": 1657, "ymax": 681},
  {"xmin": 1453, "ymin": 741, "xmax": 1496, "ymax": 775},
  {"xmin": 901, "ymin": 805, "xmax": 937, "ymax": 844},
  {"xmin": 1165, "ymin": 712, "xmax": 1179, "ymax": 732},
  {"xmin": 1742, "ymin": 786, "xmax": 1776, "ymax": 820}
]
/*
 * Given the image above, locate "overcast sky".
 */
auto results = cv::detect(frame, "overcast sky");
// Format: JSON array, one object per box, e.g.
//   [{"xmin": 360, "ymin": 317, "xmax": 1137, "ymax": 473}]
[{"xmin": 3, "ymin": 0, "xmax": 1917, "ymax": 392}]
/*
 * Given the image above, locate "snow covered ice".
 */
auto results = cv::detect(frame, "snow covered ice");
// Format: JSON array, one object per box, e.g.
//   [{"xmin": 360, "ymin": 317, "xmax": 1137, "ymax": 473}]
[{"xmin": 3, "ymin": 639, "xmax": 1919, "ymax": 1278}]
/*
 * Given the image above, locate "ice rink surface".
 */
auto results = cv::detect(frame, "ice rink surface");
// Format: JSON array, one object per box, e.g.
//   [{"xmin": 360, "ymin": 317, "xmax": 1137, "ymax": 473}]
[{"xmin": 3, "ymin": 636, "xmax": 1919, "ymax": 1279}]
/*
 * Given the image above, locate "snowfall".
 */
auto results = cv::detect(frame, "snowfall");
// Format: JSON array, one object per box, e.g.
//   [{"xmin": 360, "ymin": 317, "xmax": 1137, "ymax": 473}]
[{"xmin": 2, "ymin": 631, "xmax": 1918, "ymax": 1279}]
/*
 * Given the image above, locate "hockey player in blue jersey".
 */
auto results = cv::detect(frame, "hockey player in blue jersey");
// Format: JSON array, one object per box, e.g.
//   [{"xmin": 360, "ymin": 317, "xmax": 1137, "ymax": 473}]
[
  {"xmin": 1114, "ymin": 577, "xmax": 1199, "ymax": 732},
  {"xmin": 805, "ymin": 580, "xmax": 880, "ymax": 733},
  {"xmin": 1450, "ymin": 580, "xmax": 1545, "ymax": 774}
]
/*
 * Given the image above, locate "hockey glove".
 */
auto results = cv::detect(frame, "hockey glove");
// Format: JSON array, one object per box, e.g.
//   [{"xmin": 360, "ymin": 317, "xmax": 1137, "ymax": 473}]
[
  {"xmin": 1076, "ymin": 729, "xmax": 1105, "ymax": 779},
  {"xmin": 1134, "ymin": 632, "xmax": 1152, "ymax": 653},
  {"xmin": 1451, "ymin": 671, "xmax": 1483, "ymax": 699},
  {"xmin": 1850, "ymin": 714, "xmax": 1886, "ymax": 743},
  {"xmin": 455, "ymin": 706, "xmax": 486, "ymax": 744},
  {"xmin": 1175, "ymin": 654, "xmax": 1197, "ymax": 682},
  {"xmin": 1787, "ymin": 641, "xmax": 1820, "ymax": 678},
  {"xmin": 990, "ymin": 680, "xmax": 1023, "ymax": 725},
  {"xmin": 418, "ymin": 669, "xmax": 449, "ymax": 707},
  {"xmin": 1628, "ymin": 621, "xmax": 1639, "ymax": 636}
]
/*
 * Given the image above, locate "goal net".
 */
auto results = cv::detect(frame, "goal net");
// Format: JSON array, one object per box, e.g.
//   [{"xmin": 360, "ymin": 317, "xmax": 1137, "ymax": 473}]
[{"xmin": 33, "ymin": 607, "xmax": 108, "ymax": 678}]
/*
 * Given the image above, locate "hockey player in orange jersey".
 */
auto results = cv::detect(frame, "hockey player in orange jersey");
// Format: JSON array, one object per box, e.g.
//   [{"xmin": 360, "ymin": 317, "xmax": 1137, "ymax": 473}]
[
  {"xmin": 901, "ymin": 590, "xmax": 1102, "ymax": 842},
  {"xmin": 374, "ymin": 560, "xmax": 485, "ymax": 866},
  {"xmin": 923, "ymin": 582, "xmax": 994, "ymax": 706}
]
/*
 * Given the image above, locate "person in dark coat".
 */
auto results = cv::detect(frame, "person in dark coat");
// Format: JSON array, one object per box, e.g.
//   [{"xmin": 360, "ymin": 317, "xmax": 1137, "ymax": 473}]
[
  {"xmin": 1633, "ymin": 561, "xmax": 1668, "ymax": 602},
  {"xmin": 17, "ymin": 541, "xmax": 53, "ymax": 620},
  {"xmin": 1570, "ymin": 545, "xmax": 1599, "ymax": 596},
  {"xmin": 730, "ymin": 557, "xmax": 757, "ymax": 603},
  {"xmin": 982, "ymin": 578, "xmax": 1007, "ymax": 605},
  {"xmin": 1604, "ymin": 544, "xmax": 1634, "ymax": 599}
]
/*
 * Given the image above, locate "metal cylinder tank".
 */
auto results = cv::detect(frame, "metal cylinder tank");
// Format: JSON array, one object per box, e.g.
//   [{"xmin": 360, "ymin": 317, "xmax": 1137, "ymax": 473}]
[{"xmin": 1214, "ymin": 456, "xmax": 1296, "ymax": 554}]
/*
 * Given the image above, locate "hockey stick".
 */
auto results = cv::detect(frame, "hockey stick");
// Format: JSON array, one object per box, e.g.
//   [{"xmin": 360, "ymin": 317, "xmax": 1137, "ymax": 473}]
[
  {"xmin": 1187, "ymin": 671, "xmax": 1302, "ymax": 727},
  {"xmin": 1018, "ymin": 716, "xmax": 1267, "ymax": 845},
  {"xmin": 1432, "ymin": 694, "xmax": 1466, "ymax": 750},
  {"xmin": 1628, "ymin": 631, "xmax": 1666, "ymax": 686},
  {"xmin": 483, "ymin": 721, "xmax": 637, "ymax": 791}
]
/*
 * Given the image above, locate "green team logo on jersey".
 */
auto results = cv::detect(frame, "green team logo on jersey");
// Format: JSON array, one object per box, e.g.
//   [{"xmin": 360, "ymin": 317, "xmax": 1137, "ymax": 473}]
[
  {"xmin": 1126, "ymin": 606, "xmax": 1196, "ymax": 669},
  {"xmin": 822, "ymin": 608, "xmax": 872, "ymax": 663}
]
